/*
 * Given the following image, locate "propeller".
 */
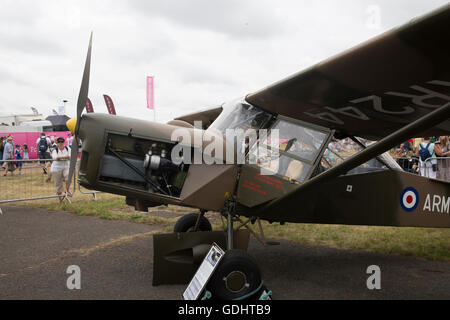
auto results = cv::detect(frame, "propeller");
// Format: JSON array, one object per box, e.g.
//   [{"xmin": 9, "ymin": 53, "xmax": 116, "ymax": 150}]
[{"xmin": 67, "ymin": 32, "xmax": 93, "ymax": 192}]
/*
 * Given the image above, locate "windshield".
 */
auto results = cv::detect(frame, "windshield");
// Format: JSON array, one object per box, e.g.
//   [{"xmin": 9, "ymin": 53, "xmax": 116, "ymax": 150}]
[
  {"xmin": 209, "ymin": 98, "xmax": 272, "ymax": 134},
  {"xmin": 260, "ymin": 119, "xmax": 327, "ymax": 162}
]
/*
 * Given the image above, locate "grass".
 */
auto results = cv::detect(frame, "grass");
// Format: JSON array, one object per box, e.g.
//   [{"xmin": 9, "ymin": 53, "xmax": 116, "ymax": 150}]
[
  {"xmin": 10, "ymin": 193, "xmax": 180, "ymax": 233},
  {"xmin": 1, "ymin": 165, "xmax": 179, "ymax": 232},
  {"xmin": 2, "ymin": 165, "xmax": 449, "ymax": 262},
  {"xmin": 260, "ymin": 222, "xmax": 450, "ymax": 262}
]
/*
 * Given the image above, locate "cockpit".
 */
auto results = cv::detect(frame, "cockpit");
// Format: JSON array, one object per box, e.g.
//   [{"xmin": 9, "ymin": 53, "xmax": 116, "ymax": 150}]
[
  {"xmin": 247, "ymin": 116, "xmax": 331, "ymax": 183},
  {"xmin": 209, "ymin": 98, "xmax": 332, "ymax": 183},
  {"xmin": 209, "ymin": 97, "xmax": 400, "ymax": 186}
]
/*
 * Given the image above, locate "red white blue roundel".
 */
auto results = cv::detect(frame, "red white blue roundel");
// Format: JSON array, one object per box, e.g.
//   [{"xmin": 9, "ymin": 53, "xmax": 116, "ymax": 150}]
[{"xmin": 400, "ymin": 187, "xmax": 419, "ymax": 212}]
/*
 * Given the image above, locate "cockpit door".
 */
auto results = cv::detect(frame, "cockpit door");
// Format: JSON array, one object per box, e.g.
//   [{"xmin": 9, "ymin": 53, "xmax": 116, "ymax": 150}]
[{"xmin": 237, "ymin": 116, "xmax": 333, "ymax": 208}]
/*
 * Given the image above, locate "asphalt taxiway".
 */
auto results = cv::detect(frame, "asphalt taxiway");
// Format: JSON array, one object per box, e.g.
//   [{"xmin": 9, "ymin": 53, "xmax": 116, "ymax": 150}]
[{"xmin": 1, "ymin": 205, "xmax": 449, "ymax": 299}]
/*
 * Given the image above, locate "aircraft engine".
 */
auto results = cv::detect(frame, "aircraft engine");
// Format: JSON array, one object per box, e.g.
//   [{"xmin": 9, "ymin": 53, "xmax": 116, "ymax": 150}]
[{"xmin": 96, "ymin": 132, "xmax": 189, "ymax": 198}]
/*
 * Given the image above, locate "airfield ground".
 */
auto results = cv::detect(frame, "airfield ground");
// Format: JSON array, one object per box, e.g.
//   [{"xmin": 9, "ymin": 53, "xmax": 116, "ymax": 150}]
[
  {"xmin": 5, "ymin": 187, "xmax": 449, "ymax": 262},
  {"xmin": 0, "ymin": 194, "xmax": 449, "ymax": 299}
]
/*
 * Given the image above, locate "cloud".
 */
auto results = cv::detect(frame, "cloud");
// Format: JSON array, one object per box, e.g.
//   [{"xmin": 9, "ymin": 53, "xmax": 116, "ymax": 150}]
[
  {"xmin": 127, "ymin": 0, "xmax": 288, "ymax": 39},
  {"xmin": 0, "ymin": 0, "xmax": 64, "ymax": 55},
  {"xmin": 0, "ymin": 31, "xmax": 63, "ymax": 55}
]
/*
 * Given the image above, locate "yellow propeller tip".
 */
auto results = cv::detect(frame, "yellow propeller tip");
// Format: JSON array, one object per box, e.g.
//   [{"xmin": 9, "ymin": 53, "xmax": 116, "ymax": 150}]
[{"xmin": 66, "ymin": 117, "xmax": 77, "ymax": 134}]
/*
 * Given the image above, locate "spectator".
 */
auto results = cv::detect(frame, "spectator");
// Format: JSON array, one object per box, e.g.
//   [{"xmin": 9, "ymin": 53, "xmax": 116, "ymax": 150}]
[
  {"xmin": 435, "ymin": 136, "xmax": 450, "ymax": 181},
  {"xmin": 0, "ymin": 137, "xmax": 4, "ymax": 166},
  {"xmin": 416, "ymin": 137, "xmax": 437, "ymax": 179},
  {"xmin": 403, "ymin": 140, "xmax": 413, "ymax": 153},
  {"xmin": 36, "ymin": 133, "xmax": 52, "ymax": 176},
  {"xmin": 14, "ymin": 144, "xmax": 23, "ymax": 175},
  {"xmin": 4, "ymin": 135, "xmax": 14, "ymax": 147},
  {"xmin": 50, "ymin": 136, "xmax": 72, "ymax": 202},
  {"xmin": 22, "ymin": 144, "xmax": 29, "ymax": 161},
  {"xmin": 397, "ymin": 143, "xmax": 408, "ymax": 157},
  {"xmin": 50, "ymin": 136, "xmax": 57, "ymax": 151},
  {"xmin": 2, "ymin": 137, "xmax": 15, "ymax": 176},
  {"xmin": 394, "ymin": 141, "xmax": 411, "ymax": 171},
  {"xmin": 67, "ymin": 132, "xmax": 73, "ymax": 148}
]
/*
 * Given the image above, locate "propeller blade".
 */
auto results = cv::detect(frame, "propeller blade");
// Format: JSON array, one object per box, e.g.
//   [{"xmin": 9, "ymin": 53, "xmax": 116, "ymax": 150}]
[
  {"xmin": 75, "ymin": 31, "xmax": 93, "ymax": 135},
  {"xmin": 67, "ymin": 32, "xmax": 93, "ymax": 190},
  {"xmin": 67, "ymin": 138, "xmax": 79, "ymax": 192}
]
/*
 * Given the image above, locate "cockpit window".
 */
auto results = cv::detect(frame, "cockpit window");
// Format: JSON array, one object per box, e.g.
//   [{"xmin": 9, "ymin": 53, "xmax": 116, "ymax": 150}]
[
  {"xmin": 249, "ymin": 118, "xmax": 331, "ymax": 182},
  {"xmin": 321, "ymin": 138, "xmax": 402, "ymax": 174},
  {"xmin": 259, "ymin": 119, "xmax": 328, "ymax": 162},
  {"xmin": 209, "ymin": 98, "xmax": 272, "ymax": 134}
]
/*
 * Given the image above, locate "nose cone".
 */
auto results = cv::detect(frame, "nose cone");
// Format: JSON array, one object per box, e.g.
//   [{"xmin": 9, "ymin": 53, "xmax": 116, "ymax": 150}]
[{"xmin": 66, "ymin": 117, "xmax": 77, "ymax": 133}]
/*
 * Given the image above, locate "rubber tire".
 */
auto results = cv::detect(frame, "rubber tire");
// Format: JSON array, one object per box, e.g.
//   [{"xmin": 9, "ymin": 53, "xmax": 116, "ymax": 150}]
[
  {"xmin": 173, "ymin": 213, "xmax": 212, "ymax": 232},
  {"xmin": 206, "ymin": 249, "xmax": 261, "ymax": 300}
]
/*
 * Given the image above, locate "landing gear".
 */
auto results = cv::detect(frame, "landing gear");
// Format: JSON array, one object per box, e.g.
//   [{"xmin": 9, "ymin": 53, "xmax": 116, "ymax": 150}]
[
  {"xmin": 173, "ymin": 212, "xmax": 212, "ymax": 232},
  {"xmin": 206, "ymin": 249, "xmax": 262, "ymax": 300},
  {"xmin": 203, "ymin": 210, "xmax": 263, "ymax": 300},
  {"xmin": 173, "ymin": 209, "xmax": 268, "ymax": 299}
]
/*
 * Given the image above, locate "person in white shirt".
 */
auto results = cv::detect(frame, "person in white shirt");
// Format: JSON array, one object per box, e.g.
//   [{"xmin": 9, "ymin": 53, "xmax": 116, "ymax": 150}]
[{"xmin": 51, "ymin": 136, "xmax": 72, "ymax": 202}]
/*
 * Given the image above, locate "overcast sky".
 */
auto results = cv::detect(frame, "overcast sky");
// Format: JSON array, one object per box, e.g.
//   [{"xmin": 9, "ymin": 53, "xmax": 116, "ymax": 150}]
[{"xmin": 0, "ymin": 0, "xmax": 448, "ymax": 123}]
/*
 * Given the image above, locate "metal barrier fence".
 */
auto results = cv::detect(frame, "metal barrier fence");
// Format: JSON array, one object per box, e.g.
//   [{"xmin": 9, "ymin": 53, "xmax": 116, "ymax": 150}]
[
  {"xmin": 394, "ymin": 156, "xmax": 450, "ymax": 182},
  {"xmin": 421, "ymin": 157, "xmax": 450, "ymax": 181},
  {"xmin": 394, "ymin": 156, "xmax": 420, "ymax": 175},
  {"xmin": 0, "ymin": 159, "xmax": 99, "ymax": 205}
]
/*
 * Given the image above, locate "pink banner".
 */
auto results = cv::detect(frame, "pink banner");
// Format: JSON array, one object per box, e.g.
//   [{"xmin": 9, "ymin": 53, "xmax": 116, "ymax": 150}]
[
  {"xmin": 0, "ymin": 131, "xmax": 72, "ymax": 159},
  {"xmin": 147, "ymin": 76, "xmax": 154, "ymax": 110},
  {"xmin": 103, "ymin": 94, "xmax": 116, "ymax": 115}
]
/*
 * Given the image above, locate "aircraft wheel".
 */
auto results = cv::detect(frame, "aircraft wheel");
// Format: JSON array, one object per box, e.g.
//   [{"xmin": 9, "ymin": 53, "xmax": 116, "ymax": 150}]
[
  {"xmin": 173, "ymin": 213, "xmax": 212, "ymax": 232},
  {"xmin": 207, "ymin": 249, "xmax": 261, "ymax": 300}
]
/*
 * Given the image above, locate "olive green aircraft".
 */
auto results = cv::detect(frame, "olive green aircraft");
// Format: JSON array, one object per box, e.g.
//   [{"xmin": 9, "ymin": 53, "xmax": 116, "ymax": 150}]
[{"xmin": 66, "ymin": 4, "xmax": 450, "ymax": 299}]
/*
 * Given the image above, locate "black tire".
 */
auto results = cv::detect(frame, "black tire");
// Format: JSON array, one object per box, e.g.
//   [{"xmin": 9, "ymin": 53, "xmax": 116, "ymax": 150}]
[
  {"xmin": 206, "ymin": 249, "xmax": 261, "ymax": 300},
  {"xmin": 173, "ymin": 213, "xmax": 212, "ymax": 232}
]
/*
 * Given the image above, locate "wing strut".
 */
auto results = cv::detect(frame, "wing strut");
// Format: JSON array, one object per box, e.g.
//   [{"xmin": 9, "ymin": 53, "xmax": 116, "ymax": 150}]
[{"xmin": 258, "ymin": 102, "xmax": 450, "ymax": 215}]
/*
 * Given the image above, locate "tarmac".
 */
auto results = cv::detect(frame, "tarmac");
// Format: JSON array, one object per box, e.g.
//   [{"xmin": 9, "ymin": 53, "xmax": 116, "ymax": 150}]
[{"xmin": 0, "ymin": 205, "xmax": 449, "ymax": 300}]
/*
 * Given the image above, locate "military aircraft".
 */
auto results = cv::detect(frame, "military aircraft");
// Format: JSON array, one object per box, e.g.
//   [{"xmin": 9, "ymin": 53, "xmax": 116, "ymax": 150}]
[{"xmin": 66, "ymin": 4, "xmax": 450, "ymax": 299}]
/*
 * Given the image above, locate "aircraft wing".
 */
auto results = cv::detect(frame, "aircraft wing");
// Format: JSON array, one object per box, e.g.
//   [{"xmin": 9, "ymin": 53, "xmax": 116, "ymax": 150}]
[
  {"xmin": 246, "ymin": 4, "xmax": 450, "ymax": 141},
  {"xmin": 174, "ymin": 106, "xmax": 223, "ymax": 129}
]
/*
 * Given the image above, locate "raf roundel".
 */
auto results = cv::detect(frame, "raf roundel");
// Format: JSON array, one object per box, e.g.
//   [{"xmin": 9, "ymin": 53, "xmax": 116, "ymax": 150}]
[{"xmin": 400, "ymin": 187, "xmax": 419, "ymax": 212}]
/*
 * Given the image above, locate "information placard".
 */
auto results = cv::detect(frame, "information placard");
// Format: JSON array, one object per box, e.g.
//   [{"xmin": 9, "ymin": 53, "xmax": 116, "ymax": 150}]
[{"xmin": 183, "ymin": 243, "xmax": 225, "ymax": 300}]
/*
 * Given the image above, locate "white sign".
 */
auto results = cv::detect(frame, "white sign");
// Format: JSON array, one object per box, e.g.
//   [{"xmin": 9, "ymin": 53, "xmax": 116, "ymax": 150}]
[{"xmin": 183, "ymin": 243, "xmax": 225, "ymax": 300}]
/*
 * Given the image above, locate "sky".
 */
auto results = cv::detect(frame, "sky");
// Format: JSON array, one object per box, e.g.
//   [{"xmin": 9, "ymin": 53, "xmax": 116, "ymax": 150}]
[{"xmin": 0, "ymin": 0, "xmax": 448, "ymax": 124}]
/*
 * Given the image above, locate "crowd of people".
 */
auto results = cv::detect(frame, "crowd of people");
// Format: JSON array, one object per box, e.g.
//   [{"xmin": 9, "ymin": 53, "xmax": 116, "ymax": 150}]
[
  {"xmin": 1, "ymin": 132, "xmax": 74, "ymax": 202},
  {"xmin": 0, "ymin": 135, "xmax": 28, "ymax": 176},
  {"xmin": 394, "ymin": 136, "xmax": 450, "ymax": 181},
  {"xmin": 320, "ymin": 136, "xmax": 450, "ymax": 182}
]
